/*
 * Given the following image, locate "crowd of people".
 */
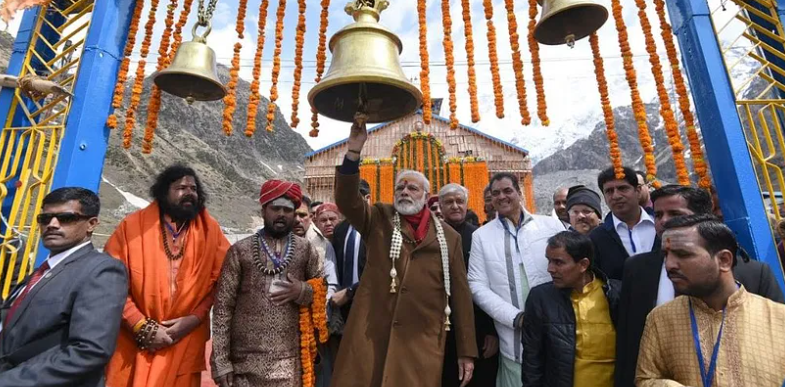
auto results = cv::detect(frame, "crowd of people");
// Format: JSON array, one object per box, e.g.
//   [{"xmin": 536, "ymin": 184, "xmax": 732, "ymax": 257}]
[{"xmin": 0, "ymin": 115, "xmax": 784, "ymax": 387}]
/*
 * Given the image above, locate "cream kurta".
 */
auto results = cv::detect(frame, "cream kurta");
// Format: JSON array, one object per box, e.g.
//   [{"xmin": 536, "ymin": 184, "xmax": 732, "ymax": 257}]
[{"xmin": 636, "ymin": 286, "xmax": 785, "ymax": 387}]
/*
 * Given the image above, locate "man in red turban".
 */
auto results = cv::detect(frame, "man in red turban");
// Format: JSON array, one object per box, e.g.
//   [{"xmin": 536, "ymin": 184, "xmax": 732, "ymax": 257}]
[{"xmin": 259, "ymin": 179, "xmax": 303, "ymax": 209}]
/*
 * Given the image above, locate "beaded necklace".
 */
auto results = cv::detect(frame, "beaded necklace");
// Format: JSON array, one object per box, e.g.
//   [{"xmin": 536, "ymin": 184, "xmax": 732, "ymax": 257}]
[
  {"xmin": 160, "ymin": 219, "xmax": 187, "ymax": 261},
  {"xmin": 252, "ymin": 229, "xmax": 295, "ymax": 275}
]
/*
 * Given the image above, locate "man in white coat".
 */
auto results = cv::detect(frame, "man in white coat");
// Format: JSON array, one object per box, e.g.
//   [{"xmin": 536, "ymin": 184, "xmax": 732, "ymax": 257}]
[{"xmin": 468, "ymin": 172, "xmax": 564, "ymax": 387}]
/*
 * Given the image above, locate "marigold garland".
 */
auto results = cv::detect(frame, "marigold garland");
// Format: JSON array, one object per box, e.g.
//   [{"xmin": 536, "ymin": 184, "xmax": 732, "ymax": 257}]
[
  {"xmin": 122, "ymin": 0, "xmax": 160, "ymax": 149},
  {"xmin": 441, "ymin": 0, "xmax": 459, "ymax": 129},
  {"xmin": 505, "ymin": 0, "xmax": 530, "ymax": 125},
  {"xmin": 528, "ymin": 0, "xmax": 548, "ymax": 125},
  {"xmin": 168, "ymin": 0, "xmax": 194, "ymax": 62},
  {"xmin": 221, "ymin": 0, "xmax": 248, "ymax": 136},
  {"xmin": 262, "ymin": 0, "xmax": 287, "ymax": 134},
  {"xmin": 299, "ymin": 278, "xmax": 328, "ymax": 387},
  {"xmin": 654, "ymin": 0, "xmax": 710, "ymax": 188},
  {"xmin": 418, "ymin": 0, "xmax": 432, "ymax": 124},
  {"xmin": 380, "ymin": 163, "xmax": 394, "ymax": 203},
  {"xmin": 634, "ymin": 0, "xmax": 688, "ymax": 185},
  {"xmin": 461, "ymin": 0, "xmax": 480, "ymax": 123},
  {"xmin": 610, "ymin": 0, "xmax": 656, "ymax": 182},
  {"xmin": 590, "ymin": 33, "xmax": 624, "ymax": 180},
  {"xmin": 245, "ymin": 0, "xmax": 271, "ymax": 136},
  {"xmin": 523, "ymin": 172, "xmax": 536, "ymax": 213},
  {"xmin": 107, "ymin": 0, "xmax": 145, "ymax": 130},
  {"xmin": 483, "ymin": 0, "xmax": 504, "ymax": 119},
  {"xmin": 310, "ymin": 0, "xmax": 331, "ymax": 137},
  {"xmin": 290, "ymin": 0, "xmax": 307, "ymax": 128}
]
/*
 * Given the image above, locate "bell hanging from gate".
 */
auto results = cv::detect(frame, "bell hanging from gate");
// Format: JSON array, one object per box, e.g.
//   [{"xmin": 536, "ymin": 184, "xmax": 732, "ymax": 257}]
[
  {"xmin": 534, "ymin": 0, "xmax": 609, "ymax": 47},
  {"xmin": 307, "ymin": 0, "xmax": 423, "ymax": 123},
  {"xmin": 153, "ymin": 23, "xmax": 227, "ymax": 104}
]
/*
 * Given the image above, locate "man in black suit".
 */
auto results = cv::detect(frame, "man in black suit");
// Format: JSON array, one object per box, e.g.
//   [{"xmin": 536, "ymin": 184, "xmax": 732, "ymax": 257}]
[
  {"xmin": 439, "ymin": 183, "xmax": 498, "ymax": 387},
  {"xmin": 615, "ymin": 184, "xmax": 785, "ymax": 387},
  {"xmin": 0, "ymin": 187, "xmax": 128, "ymax": 387}
]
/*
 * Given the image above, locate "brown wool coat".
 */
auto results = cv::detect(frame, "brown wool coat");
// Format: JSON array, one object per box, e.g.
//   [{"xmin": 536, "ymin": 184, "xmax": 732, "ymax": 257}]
[{"xmin": 330, "ymin": 172, "xmax": 478, "ymax": 387}]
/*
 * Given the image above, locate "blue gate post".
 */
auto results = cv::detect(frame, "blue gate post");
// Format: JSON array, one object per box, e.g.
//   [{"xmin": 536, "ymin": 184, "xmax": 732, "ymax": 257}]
[{"xmin": 665, "ymin": 0, "xmax": 785, "ymax": 292}]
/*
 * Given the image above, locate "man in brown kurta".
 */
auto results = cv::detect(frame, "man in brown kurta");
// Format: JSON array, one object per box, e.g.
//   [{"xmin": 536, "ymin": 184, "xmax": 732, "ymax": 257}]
[
  {"xmin": 330, "ymin": 114, "xmax": 478, "ymax": 387},
  {"xmin": 210, "ymin": 180, "xmax": 322, "ymax": 387}
]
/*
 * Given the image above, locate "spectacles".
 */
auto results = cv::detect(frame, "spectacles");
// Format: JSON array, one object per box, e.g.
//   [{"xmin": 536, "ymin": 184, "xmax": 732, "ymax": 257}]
[{"xmin": 37, "ymin": 212, "xmax": 93, "ymax": 225}]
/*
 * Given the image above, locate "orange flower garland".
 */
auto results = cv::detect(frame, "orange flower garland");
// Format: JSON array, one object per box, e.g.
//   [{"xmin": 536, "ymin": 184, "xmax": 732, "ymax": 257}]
[
  {"xmin": 528, "ymin": 0, "xmax": 548, "ymax": 125},
  {"xmin": 263, "ymin": 0, "xmax": 287, "ymax": 134},
  {"xmin": 290, "ymin": 0, "xmax": 307, "ymax": 128},
  {"xmin": 483, "ymin": 0, "xmax": 504, "ymax": 119},
  {"xmin": 417, "ymin": 0, "xmax": 432, "ymax": 124},
  {"xmin": 524, "ymin": 172, "xmax": 536, "ymax": 213},
  {"xmin": 310, "ymin": 0, "xmax": 331, "ymax": 137},
  {"xmin": 590, "ymin": 33, "xmax": 624, "ymax": 179},
  {"xmin": 610, "ymin": 0, "xmax": 656, "ymax": 182},
  {"xmin": 245, "ymin": 0, "xmax": 270, "ymax": 136},
  {"xmin": 122, "ymin": 0, "xmax": 160, "ymax": 149},
  {"xmin": 299, "ymin": 278, "xmax": 328, "ymax": 387},
  {"xmin": 221, "ymin": 0, "xmax": 249, "ymax": 136},
  {"xmin": 635, "ymin": 0, "xmax": 688, "ymax": 185},
  {"xmin": 504, "ymin": 0, "xmax": 530, "ymax": 126},
  {"xmin": 142, "ymin": 0, "xmax": 180, "ymax": 154},
  {"xmin": 461, "ymin": 0, "xmax": 480, "ymax": 123},
  {"xmin": 654, "ymin": 0, "xmax": 710, "ymax": 188},
  {"xmin": 441, "ymin": 0, "xmax": 458, "ymax": 129},
  {"xmin": 107, "ymin": 0, "xmax": 145, "ymax": 129},
  {"xmin": 380, "ymin": 163, "xmax": 394, "ymax": 203},
  {"xmin": 463, "ymin": 161, "xmax": 490, "ymax": 223},
  {"xmin": 168, "ymin": 0, "xmax": 194, "ymax": 62}
]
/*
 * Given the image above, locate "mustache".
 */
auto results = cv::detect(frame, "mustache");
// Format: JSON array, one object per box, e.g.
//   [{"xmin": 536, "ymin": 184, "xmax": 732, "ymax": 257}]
[
  {"xmin": 667, "ymin": 270, "xmax": 687, "ymax": 280},
  {"xmin": 43, "ymin": 230, "xmax": 63, "ymax": 237}
]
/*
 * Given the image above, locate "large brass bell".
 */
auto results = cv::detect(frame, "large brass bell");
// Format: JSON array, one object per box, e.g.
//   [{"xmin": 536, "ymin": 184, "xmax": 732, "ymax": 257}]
[
  {"xmin": 307, "ymin": 0, "xmax": 423, "ymax": 123},
  {"xmin": 534, "ymin": 0, "xmax": 608, "ymax": 47},
  {"xmin": 152, "ymin": 23, "xmax": 226, "ymax": 104}
]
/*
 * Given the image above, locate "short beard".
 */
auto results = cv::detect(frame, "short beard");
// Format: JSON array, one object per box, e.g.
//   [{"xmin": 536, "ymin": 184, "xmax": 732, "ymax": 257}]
[
  {"xmin": 160, "ymin": 197, "xmax": 202, "ymax": 222},
  {"xmin": 394, "ymin": 195, "xmax": 427, "ymax": 216},
  {"xmin": 265, "ymin": 226, "xmax": 292, "ymax": 239}
]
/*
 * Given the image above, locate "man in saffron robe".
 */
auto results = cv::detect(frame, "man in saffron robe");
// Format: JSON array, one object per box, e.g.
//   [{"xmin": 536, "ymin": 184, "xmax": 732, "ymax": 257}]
[
  {"xmin": 105, "ymin": 164, "xmax": 230, "ymax": 387},
  {"xmin": 330, "ymin": 114, "xmax": 478, "ymax": 387},
  {"xmin": 211, "ymin": 180, "xmax": 323, "ymax": 387}
]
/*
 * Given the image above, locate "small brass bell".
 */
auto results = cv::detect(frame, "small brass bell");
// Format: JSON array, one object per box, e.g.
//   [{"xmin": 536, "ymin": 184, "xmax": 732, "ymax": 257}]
[
  {"xmin": 152, "ymin": 23, "xmax": 227, "ymax": 104},
  {"xmin": 308, "ymin": 0, "xmax": 423, "ymax": 123},
  {"xmin": 534, "ymin": 0, "xmax": 609, "ymax": 47}
]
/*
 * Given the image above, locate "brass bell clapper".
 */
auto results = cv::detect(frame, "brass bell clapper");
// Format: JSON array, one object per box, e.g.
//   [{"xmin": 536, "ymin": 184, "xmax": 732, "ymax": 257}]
[
  {"xmin": 534, "ymin": 0, "xmax": 609, "ymax": 48},
  {"xmin": 152, "ymin": 0, "xmax": 227, "ymax": 105}
]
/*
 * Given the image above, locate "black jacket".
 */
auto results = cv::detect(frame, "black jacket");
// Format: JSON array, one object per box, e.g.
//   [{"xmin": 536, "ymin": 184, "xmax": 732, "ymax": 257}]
[
  {"xmin": 589, "ymin": 210, "xmax": 659, "ymax": 280},
  {"xmin": 614, "ymin": 247, "xmax": 785, "ymax": 387},
  {"xmin": 331, "ymin": 219, "xmax": 367, "ymax": 292},
  {"xmin": 521, "ymin": 270, "xmax": 621, "ymax": 387}
]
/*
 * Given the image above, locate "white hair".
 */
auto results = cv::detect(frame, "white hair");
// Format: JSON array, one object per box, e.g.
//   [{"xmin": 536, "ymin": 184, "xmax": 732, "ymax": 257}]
[
  {"xmin": 394, "ymin": 170, "xmax": 430, "ymax": 215},
  {"xmin": 395, "ymin": 170, "xmax": 430, "ymax": 194},
  {"xmin": 438, "ymin": 183, "xmax": 468, "ymax": 201}
]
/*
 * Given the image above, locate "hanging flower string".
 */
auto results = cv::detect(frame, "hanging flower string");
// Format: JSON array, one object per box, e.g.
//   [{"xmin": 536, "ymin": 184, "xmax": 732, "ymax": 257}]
[
  {"xmin": 142, "ymin": 0, "xmax": 180, "ymax": 154},
  {"xmin": 654, "ymin": 0, "xmax": 710, "ymax": 188},
  {"xmin": 122, "ymin": 0, "xmax": 160, "ymax": 149},
  {"xmin": 263, "ymin": 0, "xmax": 287, "ymax": 133},
  {"xmin": 310, "ymin": 0, "xmax": 331, "ymax": 137},
  {"xmin": 290, "ymin": 0, "xmax": 307, "ymax": 128},
  {"xmin": 168, "ymin": 0, "xmax": 194, "ymax": 62},
  {"xmin": 107, "ymin": 0, "xmax": 145, "ymax": 130},
  {"xmin": 610, "ymin": 0, "xmax": 656, "ymax": 182},
  {"xmin": 441, "ymin": 0, "xmax": 458, "ymax": 129},
  {"xmin": 299, "ymin": 278, "xmax": 327, "ymax": 387},
  {"xmin": 483, "ymin": 0, "xmax": 504, "ymax": 119},
  {"xmin": 528, "ymin": 0, "xmax": 548, "ymax": 125},
  {"xmin": 590, "ymin": 33, "xmax": 624, "ymax": 179},
  {"xmin": 418, "ymin": 0, "xmax": 432, "ymax": 124},
  {"xmin": 461, "ymin": 0, "xmax": 480, "ymax": 123},
  {"xmin": 221, "ymin": 0, "xmax": 248, "ymax": 136},
  {"xmin": 505, "ymin": 0, "xmax": 530, "ymax": 125},
  {"xmin": 245, "ymin": 0, "xmax": 271, "ymax": 136},
  {"xmin": 635, "ymin": 0, "xmax": 688, "ymax": 185}
]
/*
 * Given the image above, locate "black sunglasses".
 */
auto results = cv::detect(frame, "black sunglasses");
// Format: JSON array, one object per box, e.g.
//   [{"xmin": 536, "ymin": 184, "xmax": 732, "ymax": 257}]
[{"xmin": 37, "ymin": 212, "xmax": 93, "ymax": 225}]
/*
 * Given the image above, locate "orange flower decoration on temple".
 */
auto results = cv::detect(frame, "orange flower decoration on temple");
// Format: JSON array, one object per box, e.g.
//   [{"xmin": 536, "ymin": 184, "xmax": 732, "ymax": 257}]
[
  {"xmin": 263, "ymin": 0, "xmax": 287, "ymax": 134},
  {"xmin": 610, "ymin": 0, "xmax": 656, "ymax": 182},
  {"xmin": 123, "ymin": 0, "xmax": 159, "ymax": 149},
  {"xmin": 635, "ymin": 0, "xmax": 688, "ymax": 185},
  {"xmin": 299, "ymin": 278, "xmax": 328, "ymax": 387},
  {"xmin": 310, "ymin": 0, "xmax": 331, "ymax": 138},
  {"xmin": 107, "ymin": 0, "xmax": 145, "ymax": 130},
  {"xmin": 528, "ymin": 0, "xmax": 548, "ymax": 126},
  {"xmin": 245, "ymin": 0, "xmax": 270, "ymax": 136},
  {"xmin": 441, "ymin": 0, "xmax": 458, "ymax": 129},
  {"xmin": 483, "ymin": 0, "xmax": 504, "ymax": 119},
  {"xmin": 505, "ymin": 0, "xmax": 530, "ymax": 126},
  {"xmin": 461, "ymin": 0, "xmax": 480, "ymax": 123},
  {"xmin": 590, "ymin": 33, "xmax": 624, "ymax": 179},
  {"xmin": 654, "ymin": 0, "xmax": 709, "ymax": 188},
  {"xmin": 418, "ymin": 0, "xmax": 432, "ymax": 124},
  {"xmin": 220, "ymin": 0, "xmax": 248, "ymax": 136},
  {"xmin": 290, "ymin": 0, "xmax": 307, "ymax": 128}
]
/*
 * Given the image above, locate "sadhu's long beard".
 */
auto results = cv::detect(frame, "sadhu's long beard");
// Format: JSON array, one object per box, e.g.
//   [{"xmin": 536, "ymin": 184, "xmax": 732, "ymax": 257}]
[
  {"xmin": 161, "ymin": 196, "xmax": 202, "ymax": 222},
  {"xmin": 394, "ymin": 195, "xmax": 427, "ymax": 216}
]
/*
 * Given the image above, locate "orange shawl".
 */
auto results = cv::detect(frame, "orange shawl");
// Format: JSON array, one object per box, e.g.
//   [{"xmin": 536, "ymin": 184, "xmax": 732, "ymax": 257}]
[{"xmin": 105, "ymin": 202, "xmax": 230, "ymax": 387}]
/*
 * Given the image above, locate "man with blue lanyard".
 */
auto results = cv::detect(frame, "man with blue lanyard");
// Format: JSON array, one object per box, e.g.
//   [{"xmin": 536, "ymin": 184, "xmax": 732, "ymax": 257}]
[
  {"xmin": 636, "ymin": 214, "xmax": 785, "ymax": 386},
  {"xmin": 468, "ymin": 172, "xmax": 564, "ymax": 387}
]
